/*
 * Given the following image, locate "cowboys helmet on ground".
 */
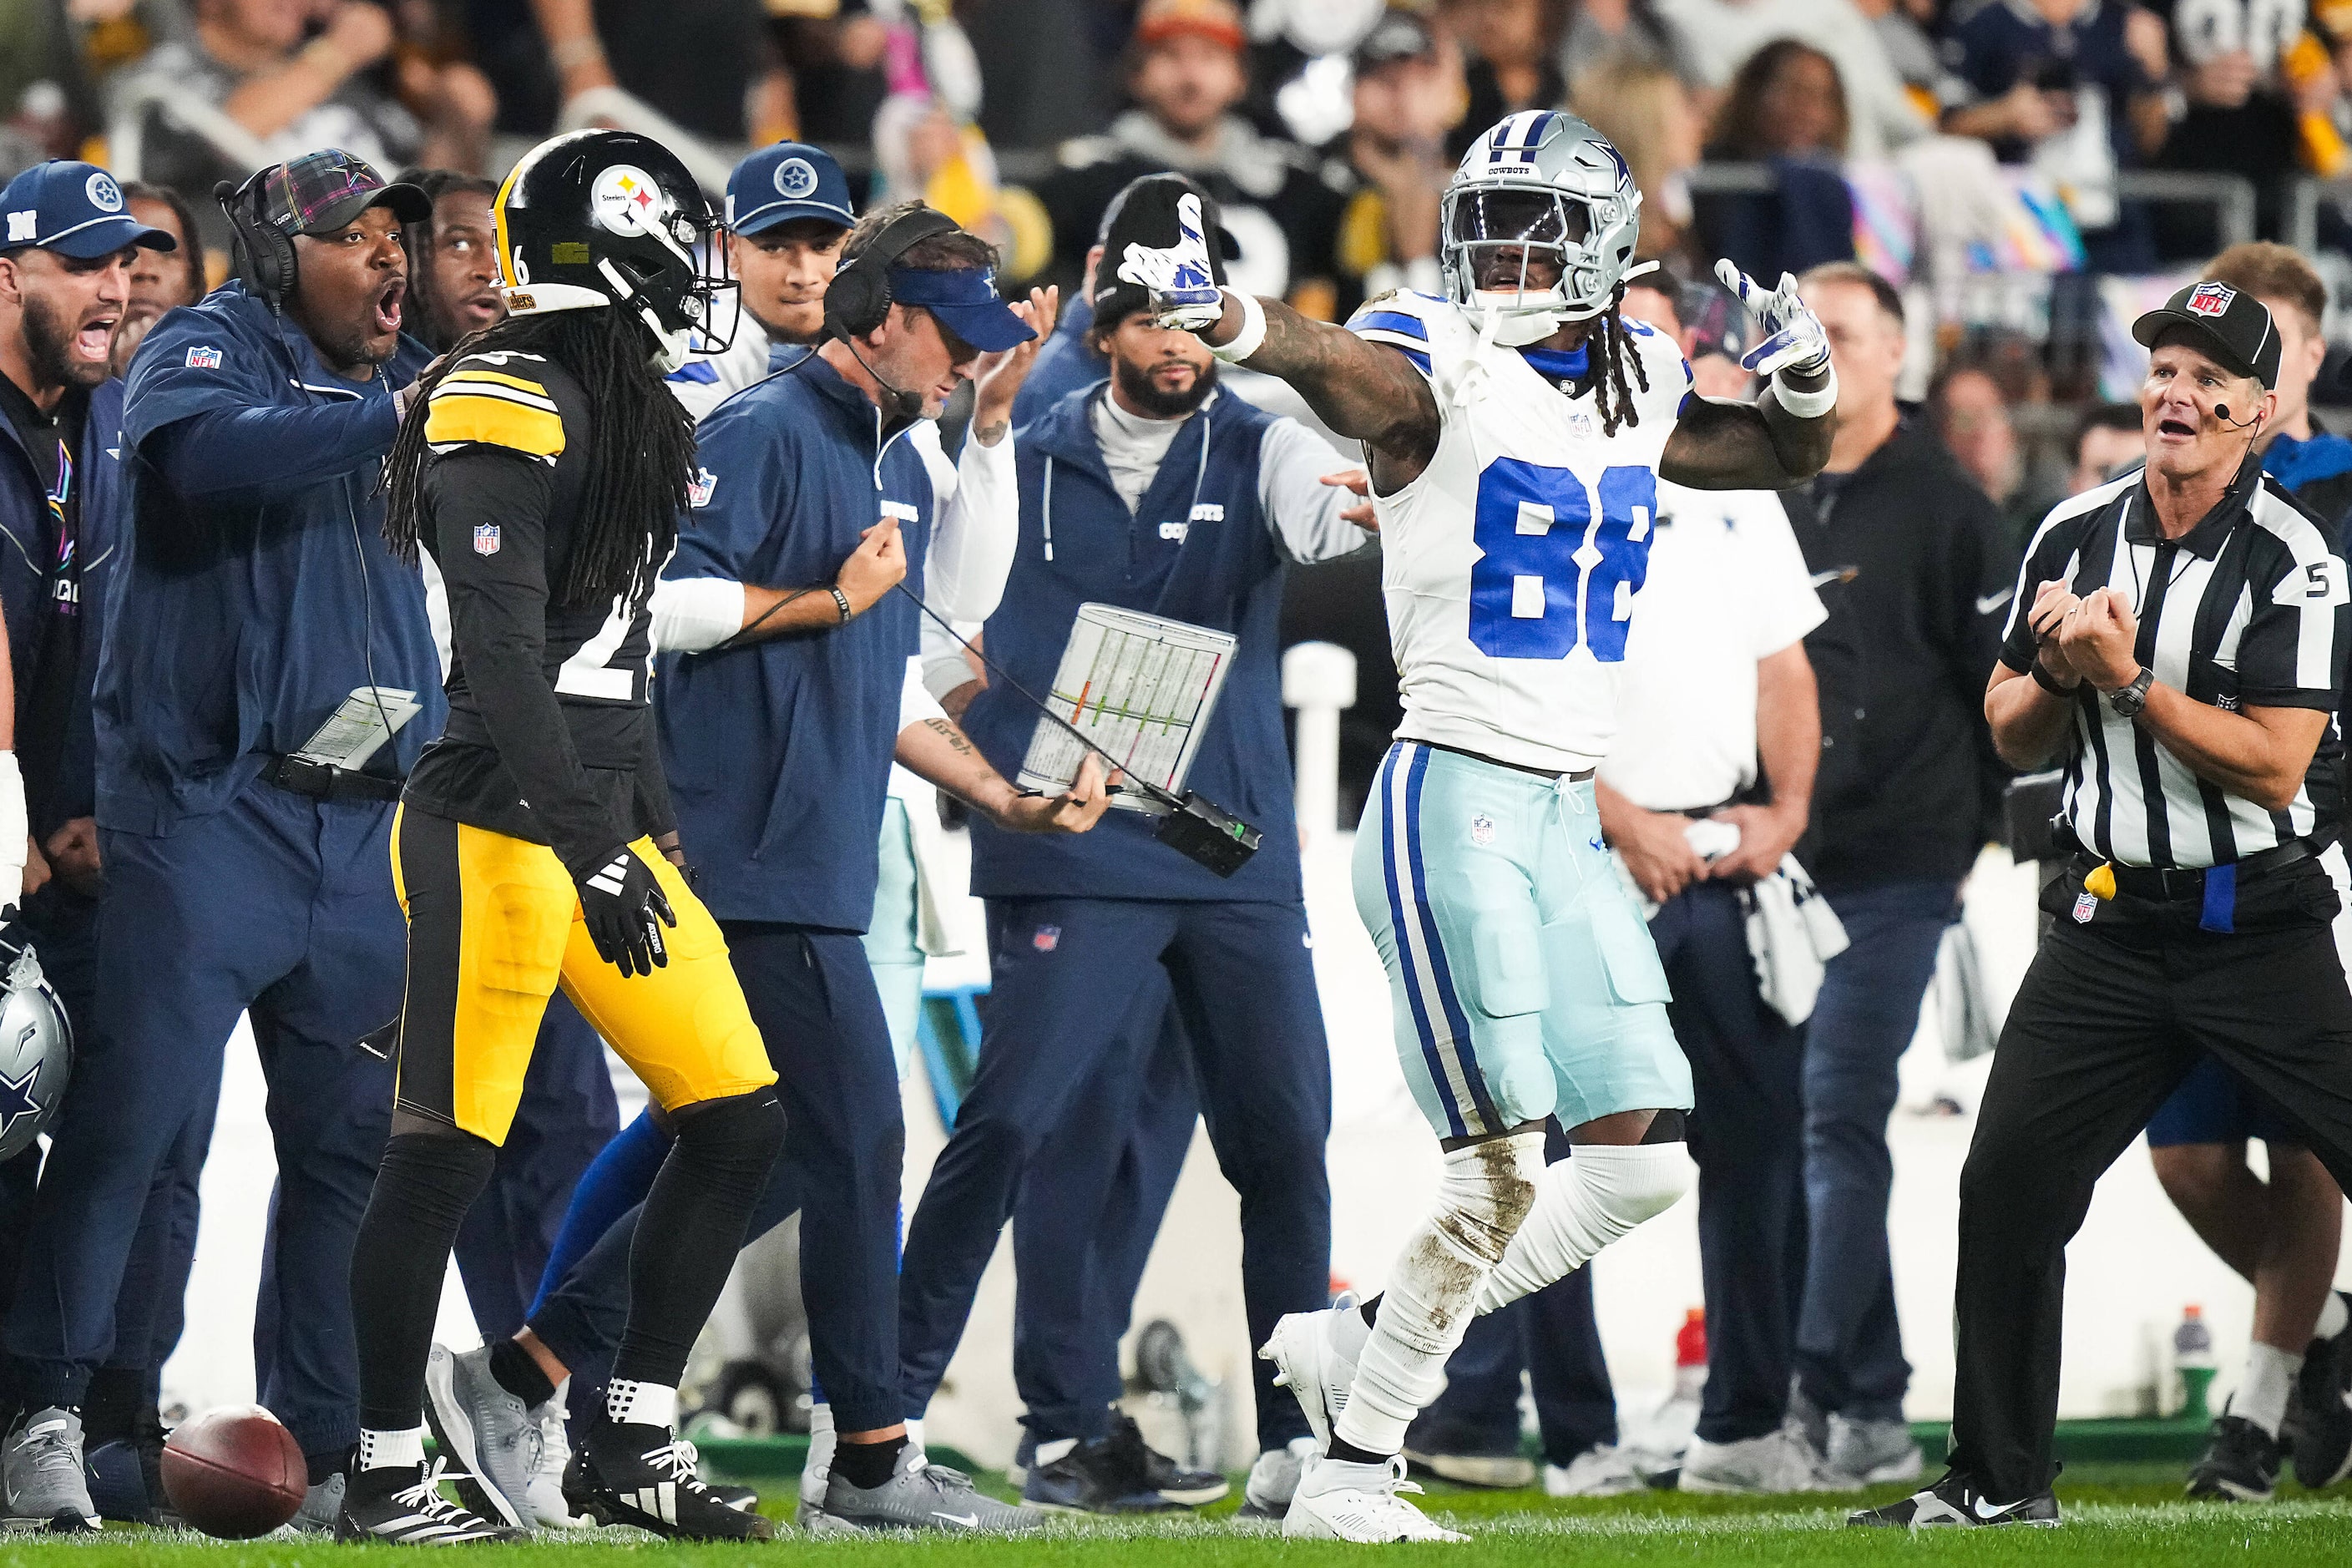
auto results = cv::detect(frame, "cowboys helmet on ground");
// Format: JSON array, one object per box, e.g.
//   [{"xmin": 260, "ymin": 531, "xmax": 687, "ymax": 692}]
[
  {"xmin": 493, "ymin": 129, "xmax": 737, "ymax": 372},
  {"xmin": 0, "ymin": 938, "xmax": 71, "ymax": 1162},
  {"xmin": 1441, "ymin": 109, "xmax": 1643, "ymax": 343}
]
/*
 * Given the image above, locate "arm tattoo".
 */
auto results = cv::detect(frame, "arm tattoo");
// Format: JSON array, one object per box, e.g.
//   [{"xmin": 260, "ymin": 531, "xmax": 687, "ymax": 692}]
[
  {"xmin": 1243, "ymin": 299, "xmax": 1440, "ymax": 481},
  {"xmin": 1658, "ymin": 384, "xmax": 1836, "ymax": 491},
  {"xmin": 921, "ymin": 716, "xmax": 977, "ymax": 756}
]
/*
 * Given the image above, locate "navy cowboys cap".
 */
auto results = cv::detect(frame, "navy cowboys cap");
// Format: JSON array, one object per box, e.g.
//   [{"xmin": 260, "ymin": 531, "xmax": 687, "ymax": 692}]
[
  {"xmin": 0, "ymin": 160, "xmax": 177, "ymax": 259},
  {"xmin": 726, "ymin": 142, "xmax": 855, "ymax": 236},
  {"xmin": 2132, "ymin": 279, "xmax": 2283, "ymax": 390}
]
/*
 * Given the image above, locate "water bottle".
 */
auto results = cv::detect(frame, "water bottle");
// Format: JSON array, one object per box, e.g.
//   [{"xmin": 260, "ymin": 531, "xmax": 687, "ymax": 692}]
[
  {"xmin": 2174, "ymin": 1304, "xmax": 2216, "ymax": 1423},
  {"xmin": 1674, "ymin": 1307, "xmax": 1708, "ymax": 1401}
]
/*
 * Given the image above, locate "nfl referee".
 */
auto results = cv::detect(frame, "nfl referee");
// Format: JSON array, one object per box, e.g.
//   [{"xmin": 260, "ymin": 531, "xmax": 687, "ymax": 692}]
[{"xmin": 1856, "ymin": 281, "xmax": 2352, "ymax": 1529}]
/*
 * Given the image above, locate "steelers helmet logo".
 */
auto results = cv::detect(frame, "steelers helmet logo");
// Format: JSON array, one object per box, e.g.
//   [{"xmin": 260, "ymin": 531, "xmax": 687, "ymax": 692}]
[
  {"xmin": 773, "ymin": 158, "xmax": 819, "ymax": 200},
  {"xmin": 589, "ymin": 164, "xmax": 665, "ymax": 237},
  {"xmin": 85, "ymin": 171, "xmax": 122, "ymax": 212}
]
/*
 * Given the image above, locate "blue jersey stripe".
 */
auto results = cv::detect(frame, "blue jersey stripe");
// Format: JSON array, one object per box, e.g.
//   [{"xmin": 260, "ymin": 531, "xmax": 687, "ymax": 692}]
[
  {"xmin": 1379, "ymin": 745, "xmax": 1466, "ymax": 1140},
  {"xmin": 1402, "ymin": 745, "xmax": 1500, "ymax": 1134},
  {"xmin": 666, "ymin": 360, "xmax": 721, "ymax": 384},
  {"xmin": 1351, "ymin": 310, "xmax": 1431, "ymax": 341}
]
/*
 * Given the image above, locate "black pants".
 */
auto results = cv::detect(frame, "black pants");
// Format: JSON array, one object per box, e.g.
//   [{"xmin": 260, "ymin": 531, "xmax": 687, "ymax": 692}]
[{"xmin": 1950, "ymin": 869, "xmax": 2352, "ymax": 1503}]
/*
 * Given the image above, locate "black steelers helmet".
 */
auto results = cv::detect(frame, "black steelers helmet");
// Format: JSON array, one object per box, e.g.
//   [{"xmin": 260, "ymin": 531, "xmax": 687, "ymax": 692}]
[{"xmin": 493, "ymin": 129, "xmax": 737, "ymax": 370}]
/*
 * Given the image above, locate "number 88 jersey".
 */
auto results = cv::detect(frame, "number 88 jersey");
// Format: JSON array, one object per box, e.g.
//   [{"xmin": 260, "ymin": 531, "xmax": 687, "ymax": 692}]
[{"xmin": 1350, "ymin": 291, "xmax": 1695, "ymax": 774}]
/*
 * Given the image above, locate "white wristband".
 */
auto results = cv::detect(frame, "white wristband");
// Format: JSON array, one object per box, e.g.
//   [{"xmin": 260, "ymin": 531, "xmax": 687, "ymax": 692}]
[
  {"xmin": 1209, "ymin": 288, "xmax": 1267, "ymax": 364},
  {"xmin": 1773, "ymin": 364, "xmax": 1838, "ymax": 420},
  {"xmin": 0, "ymin": 752, "xmax": 25, "ymax": 911}
]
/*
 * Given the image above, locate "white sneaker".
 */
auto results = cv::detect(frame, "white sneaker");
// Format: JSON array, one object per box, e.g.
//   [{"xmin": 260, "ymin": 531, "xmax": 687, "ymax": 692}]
[
  {"xmin": 1239, "ymin": 1435, "xmax": 1320, "ymax": 1520},
  {"xmin": 1259, "ymin": 1302, "xmax": 1364, "ymax": 1454},
  {"xmin": 1682, "ymin": 1424, "xmax": 1859, "ymax": 1495},
  {"xmin": 1543, "ymin": 1444, "xmax": 1648, "ymax": 1498},
  {"xmin": 526, "ymin": 1388, "xmax": 591, "ymax": 1528},
  {"xmin": 1285, "ymin": 1454, "xmax": 1467, "ymax": 1543},
  {"xmin": 1828, "ymin": 1414, "xmax": 1923, "ymax": 1485}
]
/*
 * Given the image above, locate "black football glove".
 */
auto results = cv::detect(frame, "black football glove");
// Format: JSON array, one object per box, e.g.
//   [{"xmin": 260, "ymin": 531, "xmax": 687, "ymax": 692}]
[{"xmin": 571, "ymin": 844, "xmax": 676, "ymax": 977}]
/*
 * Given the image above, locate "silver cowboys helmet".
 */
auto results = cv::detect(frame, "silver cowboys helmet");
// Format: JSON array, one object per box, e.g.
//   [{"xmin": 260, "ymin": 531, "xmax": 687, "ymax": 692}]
[
  {"xmin": 1440, "ymin": 109, "xmax": 1643, "ymax": 344},
  {"xmin": 0, "ymin": 937, "xmax": 70, "ymax": 1162}
]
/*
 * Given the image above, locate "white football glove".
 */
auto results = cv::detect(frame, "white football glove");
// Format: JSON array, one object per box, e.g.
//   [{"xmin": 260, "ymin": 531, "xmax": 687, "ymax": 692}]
[
  {"xmin": 0, "ymin": 753, "xmax": 24, "ymax": 923},
  {"xmin": 1715, "ymin": 260, "xmax": 1832, "ymax": 381},
  {"xmin": 1129, "ymin": 193, "xmax": 1225, "ymax": 333}
]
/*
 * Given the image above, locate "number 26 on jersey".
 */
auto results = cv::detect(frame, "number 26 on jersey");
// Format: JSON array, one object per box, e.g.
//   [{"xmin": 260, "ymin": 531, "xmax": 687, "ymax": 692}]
[{"xmin": 1469, "ymin": 458, "xmax": 1657, "ymax": 664}]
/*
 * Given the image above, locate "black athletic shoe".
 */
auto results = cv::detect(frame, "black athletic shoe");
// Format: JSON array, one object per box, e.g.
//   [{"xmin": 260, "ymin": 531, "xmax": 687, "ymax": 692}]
[
  {"xmin": 1105, "ymin": 1412, "xmax": 1230, "ymax": 1506},
  {"xmin": 1847, "ymin": 1470, "xmax": 2061, "ymax": 1529},
  {"xmin": 710, "ymin": 1481, "xmax": 759, "ymax": 1512},
  {"xmin": 2187, "ymin": 1414, "xmax": 2281, "ymax": 1501},
  {"xmin": 562, "ymin": 1419, "xmax": 775, "ymax": 1540},
  {"xmin": 1021, "ymin": 1438, "xmax": 1182, "ymax": 1515},
  {"xmin": 2290, "ymin": 1292, "xmax": 2352, "ymax": 1490},
  {"xmin": 334, "ymin": 1459, "xmax": 528, "ymax": 1543}
]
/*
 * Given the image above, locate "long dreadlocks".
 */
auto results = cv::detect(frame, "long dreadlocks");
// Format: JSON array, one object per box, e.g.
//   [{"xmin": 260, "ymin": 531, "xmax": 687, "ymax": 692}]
[
  {"xmin": 383, "ymin": 306, "xmax": 695, "ymax": 606},
  {"xmin": 1587, "ymin": 286, "xmax": 1651, "ymax": 439}
]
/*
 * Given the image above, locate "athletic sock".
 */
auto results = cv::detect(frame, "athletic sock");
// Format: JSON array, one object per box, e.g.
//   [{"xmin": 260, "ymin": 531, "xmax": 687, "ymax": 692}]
[
  {"xmin": 1358, "ymin": 1294, "xmax": 1382, "ymax": 1332},
  {"xmin": 604, "ymin": 1379, "xmax": 676, "ymax": 1430},
  {"xmin": 1328, "ymin": 1434, "xmax": 1389, "ymax": 1464},
  {"xmin": 2239, "ymin": 1343, "xmax": 2301, "ymax": 1439},
  {"xmin": 349, "ymin": 1427, "xmax": 427, "ymax": 1497},
  {"xmin": 81, "ymin": 1366, "xmax": 141, "ymax": 1447},
  {"xmin": 488, "ymin": 1338, "xmax": 556, "ymax": 1409},
  {"xmin": 608, "ymin": 1090, "xmax": 784, "ymax": 1389},
  {"xmin": 832, "ymin": 1434, "xmax": 906, "ymax": 1490},
  {"xmin": 306, "ymin": 1449, "xmax": 344, "ymax": 1487},
  {"xmin": 350, "ymin": 1132, "xmax": 497, "ymax": 1435},
  {"xmin": 1476, "ymin": 1142, "xmax": 1694, "ymax": 1314},
  {"xmin": 2319, "ymin": 1292, "xmax": 2350, "ymax": 1343}
]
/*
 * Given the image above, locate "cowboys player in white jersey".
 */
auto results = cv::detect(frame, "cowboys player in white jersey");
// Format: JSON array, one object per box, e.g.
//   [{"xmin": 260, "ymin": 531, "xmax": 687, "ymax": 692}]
[{"xmin": 1139, "ymin": 109, "xmax": 1839, "ymax": 1540}]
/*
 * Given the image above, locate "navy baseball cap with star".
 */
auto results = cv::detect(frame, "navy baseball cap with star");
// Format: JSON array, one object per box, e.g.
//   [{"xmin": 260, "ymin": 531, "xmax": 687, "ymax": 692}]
[
  {"xmin": 0, "ymin": 160, "xmax": 177, "ymax": 258},
  {"xmin": 726, "ymin": 142, "xmax": 855, "ymax": 236}
]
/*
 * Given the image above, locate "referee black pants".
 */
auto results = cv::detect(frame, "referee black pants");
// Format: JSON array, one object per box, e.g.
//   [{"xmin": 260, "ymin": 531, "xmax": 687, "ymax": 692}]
[{"xmin": 1950, "ymin": 878, "xmax": 2352, "ymax": 1503}]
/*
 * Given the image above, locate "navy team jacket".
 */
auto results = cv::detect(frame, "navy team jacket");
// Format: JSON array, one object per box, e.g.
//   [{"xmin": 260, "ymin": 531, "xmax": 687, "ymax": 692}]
[
  {"xmin": 656, "ymin": 352, "xmax": 934, "ymax": 932},
  {"xmin": 964, "ymin": 381, "xmax": 1302, "ymax": 905}
]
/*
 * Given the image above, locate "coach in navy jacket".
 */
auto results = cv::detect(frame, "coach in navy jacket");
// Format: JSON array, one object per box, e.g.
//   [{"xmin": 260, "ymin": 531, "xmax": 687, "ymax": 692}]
[{"xmin": 898, "ymin": 206, "xmax": 1369, "ymax": 1482}]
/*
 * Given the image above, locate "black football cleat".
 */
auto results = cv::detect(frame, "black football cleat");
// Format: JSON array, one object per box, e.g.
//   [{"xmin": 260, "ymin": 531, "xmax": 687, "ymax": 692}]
[
  {"xmin": 1105, "ymin": 1411, "xmax": 1229, "ymax": 1506},
  {"xmin": 563, "ymin": 1418, "xmax": 774, "ymax": 1540},
  {"xmin": 1847, "ymin": 1470, "xmax": 2060, "ymax": 1529},
  {"xmin": 334, "ymin": 1459, "xmax": 527, "ymax": 1544},
  {"xmin": 2187, "ymin": 1413, "xmax": 2281, "ymax": 1501},
  {"xmin": 2290, "ymin": 1291, "xmax": 2352, "ymax": 1490}
]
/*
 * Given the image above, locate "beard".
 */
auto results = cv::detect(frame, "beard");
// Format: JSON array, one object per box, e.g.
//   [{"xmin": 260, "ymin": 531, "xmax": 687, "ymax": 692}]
[
  {"xmin": 314, "ymin": 319, "xmax": 399, "ymax": 371},
  {"xmin": 1112, "ymin": 354, "xmax": 1216, "ymax": 419},
  {"xmin": 22, "ymin": 293, "xmax": 111, "ymax": 393}
]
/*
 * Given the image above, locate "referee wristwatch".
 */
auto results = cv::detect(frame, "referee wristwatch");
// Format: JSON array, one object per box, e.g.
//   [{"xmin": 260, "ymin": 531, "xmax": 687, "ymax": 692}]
[{"xmin": 2107, "ymin": 666, "xmax": 2154, "ymax": 719}]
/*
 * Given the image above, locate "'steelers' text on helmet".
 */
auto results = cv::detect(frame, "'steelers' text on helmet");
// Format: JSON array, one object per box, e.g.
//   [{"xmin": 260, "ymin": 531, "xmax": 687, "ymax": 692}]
[
  {"xmin": 0, "ymin": 938, "xmax": 71, "ymax": 1163},
  {"xmin": 1440, "ymin": 110, "xmax": 1642, "ymax": 341},
  {"xmin": 493, "ymin": 129, "xmax": 739, "ymax": 372}
]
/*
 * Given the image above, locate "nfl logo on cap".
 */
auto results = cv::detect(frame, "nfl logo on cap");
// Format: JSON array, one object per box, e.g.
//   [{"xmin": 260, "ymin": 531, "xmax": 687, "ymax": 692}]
[{"xmin": 2188, "ymin": 281, "xmax": 2236, "ymax": 318}]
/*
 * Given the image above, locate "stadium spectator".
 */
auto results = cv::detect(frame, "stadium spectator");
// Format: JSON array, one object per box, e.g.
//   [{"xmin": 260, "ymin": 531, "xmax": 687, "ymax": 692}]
[
  {"xmin": 2069, "ymin": 400, "xmax": 2146, "ymax": 493},
  {"xmin": 1853, "ymin": 0, "xmax": 1945, "ymax": 119},
  {"xmin": 1930, "ymin": 362, "xmax": 2069, "ymax": 549},
  {"xmin": 1556, "ymin": 0, "xmax": 1691, "ymax": 83},
  {"xmin": 2151, "ymin": 0, "xmax": 2340, "ymax": 246},
  {"xmin": 1936, "ymin": 0, "xmax": 2171, "ymax": 271},
  {"xmin": 508, "ymin": 0, "xmax": 773, "ymax": 145},
  {"xmin": 1027, "ymin": 0, "xmax": 1346, "ymax": 313},
  {"xmin": 1443, "ymin": 0, "xmax": 1570, "ymax": 159},
  {"xmin": 1700, "ymin": 42, "xmax": 1859, "ymax": 284},
  {"xmin": 1782, "ymin": 260, "xmax": 2014, "ymax": 1488},
  {"xmin": 1324, "ymin": 8, "xmax": 1462, "ymax": 320},
  {"xmin": 1652, "ymin": 0, "xmax": 1930, "ymax": 155},
  {"xmin": 112, "ymin": 181, "xmax": 205, "ymax": 379},
  {"xmin": 1571, "ymin": 59, "xmax": 1707, "ymax": 265},
  {"xmin": 2136, "ymin": 244, "xmax": 2352, "ymax": 1502}
]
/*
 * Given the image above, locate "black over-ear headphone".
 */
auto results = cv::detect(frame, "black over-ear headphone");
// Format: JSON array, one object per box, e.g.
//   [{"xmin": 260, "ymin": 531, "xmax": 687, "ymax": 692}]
[
  {"xmin": 216, "ymin": 172, "xmax": 297, "ymax": 307},
  {"xmin": 823, "ymin": 207, "xmax": 959, "ymax": 343}
]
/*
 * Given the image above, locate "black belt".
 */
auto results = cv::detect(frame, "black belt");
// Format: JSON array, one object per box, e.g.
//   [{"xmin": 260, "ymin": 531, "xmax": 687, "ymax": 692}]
[
  {"xmin": 261, "ymin": 754, "xmax": 404, "ymax": 803},
  {"xmin": 1421, "ymin": 741, "xmax": 1596, "ymax": 783},
  {"xmin": 2081, "ymin": 837, "xmax": 2320, "ymax": 903}
]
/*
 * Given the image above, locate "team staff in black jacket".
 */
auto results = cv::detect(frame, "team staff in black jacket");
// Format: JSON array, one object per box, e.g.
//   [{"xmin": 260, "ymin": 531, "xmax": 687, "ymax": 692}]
[{"xmin": 1776, "ymin": 263, "xmax": 2016, "ymax": 1485}]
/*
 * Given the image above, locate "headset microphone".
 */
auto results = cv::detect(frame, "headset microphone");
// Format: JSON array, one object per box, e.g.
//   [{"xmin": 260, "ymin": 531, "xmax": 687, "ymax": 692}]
[
  {"xmin": 840, "ymin": 336, "xmax": 927, "ymax": 422},
  {"xmin": 2213, "ymin": 403, "xmax": 2260, "ymax": 429}
]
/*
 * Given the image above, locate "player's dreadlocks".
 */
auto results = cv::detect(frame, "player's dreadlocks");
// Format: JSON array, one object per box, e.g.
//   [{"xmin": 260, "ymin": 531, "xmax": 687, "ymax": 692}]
[
  {"xmin": 383, "ymin": 305, "xmax": 695, "ymax": 606},
  {"xmin": 1588, "ymin": 286, "xmax": 1651, "ymax": 439}
]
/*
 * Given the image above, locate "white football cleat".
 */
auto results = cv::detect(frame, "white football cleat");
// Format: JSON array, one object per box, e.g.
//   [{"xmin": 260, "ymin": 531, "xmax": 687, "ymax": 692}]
[
  {"xmin": 1258, "ymin": 1302, "xmax": 1363, "ymax": 1454},
  {"xmin": 527, "ymin": 1393, "xmax": 592, "ymax": 1528},
  {"xmin": 1285, "ymin": 1455, "xmax": 1467, "ymax": 1543}
]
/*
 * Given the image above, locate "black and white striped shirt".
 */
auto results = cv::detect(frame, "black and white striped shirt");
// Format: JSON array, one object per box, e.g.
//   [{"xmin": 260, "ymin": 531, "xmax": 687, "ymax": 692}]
[{"xmin": 1999, "ymin": 461, "xmax": 2349, "ymax": 869}]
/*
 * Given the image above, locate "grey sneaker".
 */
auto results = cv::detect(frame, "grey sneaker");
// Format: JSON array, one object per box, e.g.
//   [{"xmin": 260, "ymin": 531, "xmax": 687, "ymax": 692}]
[
  {"xmin": 423, "ymin": 1342, "xmax": 538, "ymax": 1529},
  {"xmin": 820, "ymin": 1444, "xmax": 1044, "ymax": 1533},
  {"xmin": 5, "ymin": 1407, "xmax": 97, "ymax": 1531},
  {"xmin": 1237, "ymin": 1435, "xmax": 1318, "ymax": 1520},
  {"xmin": 1682, "ymin": 1424, "xmax": 1859, "ymax": 1495},
  {"xmin": 284, "ymin": 1472, "xmax": 346, "ymax": 1534},
  {"xmin": 1828, "ymin": 1414, "xmax": 1923, "ymax": 1485}
]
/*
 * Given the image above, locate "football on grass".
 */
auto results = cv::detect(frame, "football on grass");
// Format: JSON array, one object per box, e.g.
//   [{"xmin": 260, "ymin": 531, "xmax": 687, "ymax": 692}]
[{"xmin": 160, "ymin": 1405, "xmax": 307, "ymax": 1538}]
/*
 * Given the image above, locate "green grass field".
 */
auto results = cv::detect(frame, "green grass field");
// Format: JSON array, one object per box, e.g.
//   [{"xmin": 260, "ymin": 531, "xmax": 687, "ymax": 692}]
[{"xmin": 7, "ymin": 1464, "xmax": 2349, "ymax": 1565}]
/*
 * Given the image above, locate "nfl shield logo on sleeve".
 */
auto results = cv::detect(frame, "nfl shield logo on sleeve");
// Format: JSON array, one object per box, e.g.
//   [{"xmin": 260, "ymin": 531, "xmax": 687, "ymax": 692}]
[
  {"xmin": 2071, "ymin": 889, "xmax": 2098, "ymax": 924},
  {"xmin": 688, "ymin": 467, "xmax": 717, "ymax": 508},
  {"xmin": 185, "ymin": 346, "xmax": 223, "ymax": 369},
  {"xmin": 2187, "ymin": 281, "xmax": 2236, "ymax": 317},
  {"xmin": 473, "ymin": 524, "xmax": 500, "ymax": 556}
]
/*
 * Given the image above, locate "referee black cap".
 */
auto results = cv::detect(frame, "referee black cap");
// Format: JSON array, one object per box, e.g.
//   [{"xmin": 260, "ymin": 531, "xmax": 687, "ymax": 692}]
[{"xmin": 2132, "ymin": 280, "xmax": 2282, "ymax": 390}]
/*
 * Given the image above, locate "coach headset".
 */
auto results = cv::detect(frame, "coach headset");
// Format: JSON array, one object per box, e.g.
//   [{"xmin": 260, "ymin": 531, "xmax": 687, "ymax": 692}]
[{"xmin": 821, "ymin": 206, "xmax": 960, "ymax": 420}]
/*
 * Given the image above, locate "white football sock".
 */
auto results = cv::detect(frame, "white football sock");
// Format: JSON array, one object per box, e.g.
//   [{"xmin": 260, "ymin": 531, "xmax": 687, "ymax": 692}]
[
  {"xmin": 605, "ymin": 1378, "xmax": 677, "ymax": 1430},
  {"xmin": 801, "ymin": 1402, "xmax": 833, "ymax": 1506},
  {"xmin": 357, "ymin": 1426, "xmax": 426, "ymax": 1473},
  {"xmin": 2238, "ymin": 1343, "xmax": 2300, "ymax": 1439},
  {"xmin": 1476, "ymin": 1141, "xmax": 1695, "ymax": 1314},
  {"xmin": 2319, "ymin": 1292, "xmax": 2349, "ymax": 1343},
  {"xmin": 1333, "ymin": 1131, "xmax": 1543, "ymax": 1458}
]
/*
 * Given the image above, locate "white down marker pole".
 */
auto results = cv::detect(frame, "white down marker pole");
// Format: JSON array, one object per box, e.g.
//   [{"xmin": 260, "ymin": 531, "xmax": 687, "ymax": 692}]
[{"xmin": 1282, "ymin": 640, "xmax": 1358, "ymax": 842}]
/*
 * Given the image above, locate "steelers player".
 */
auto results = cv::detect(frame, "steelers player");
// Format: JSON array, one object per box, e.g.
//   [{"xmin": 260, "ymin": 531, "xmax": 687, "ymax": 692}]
[{"xmin": 337, "ymin": 129, "xmax": 781, "ymax": 1545}]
